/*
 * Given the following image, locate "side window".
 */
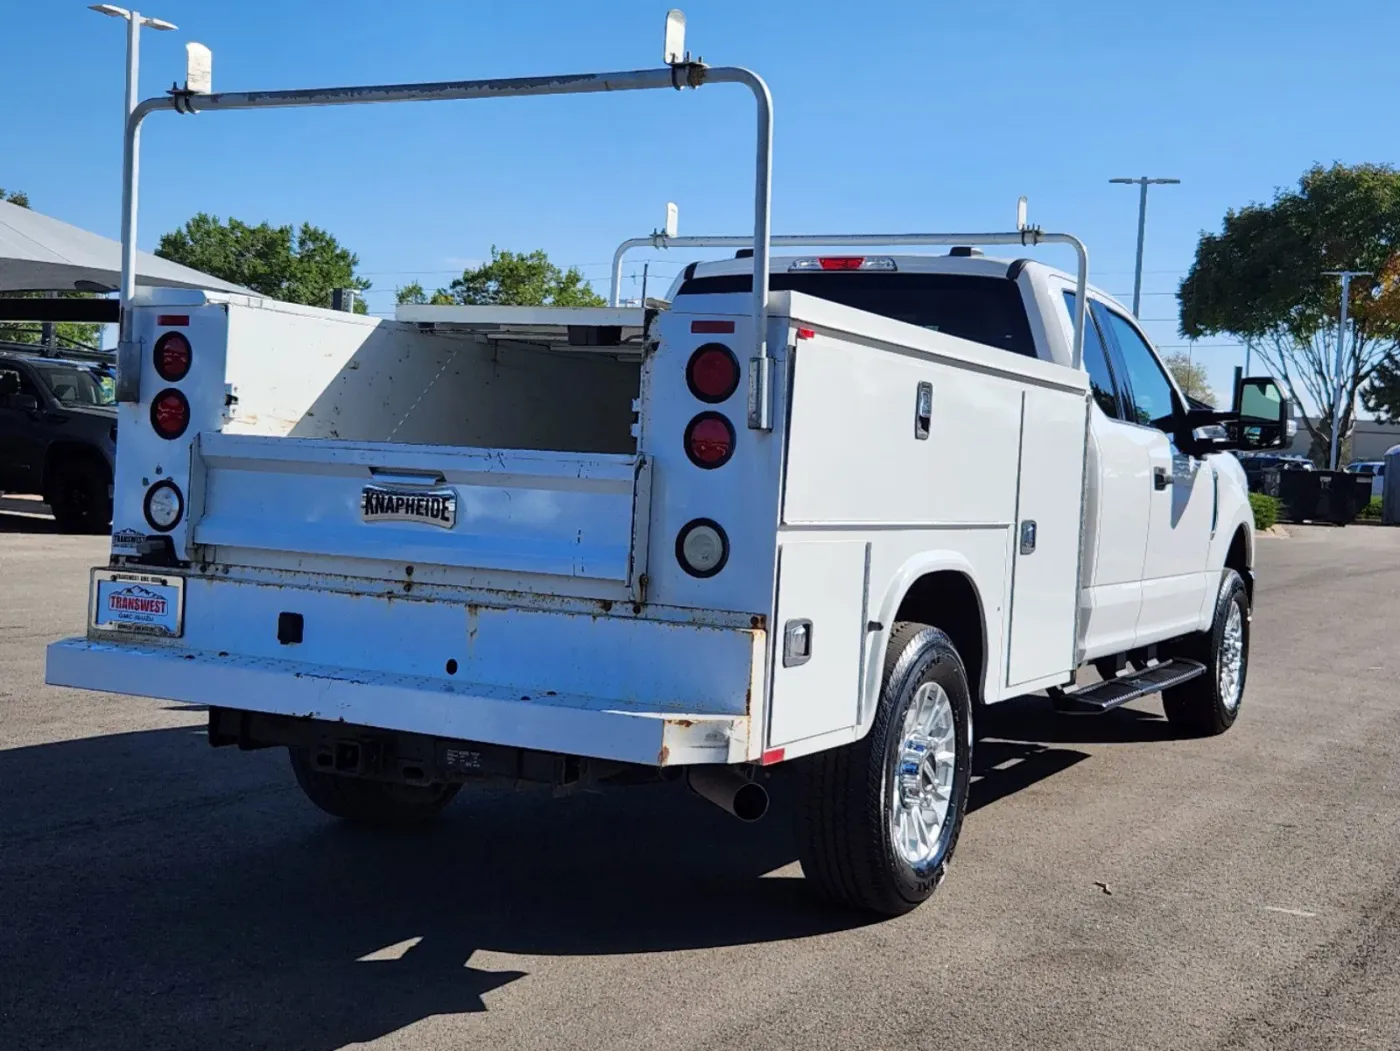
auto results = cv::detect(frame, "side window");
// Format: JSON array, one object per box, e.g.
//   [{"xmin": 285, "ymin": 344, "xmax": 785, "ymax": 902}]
[
  {"xmin": 1062, "ymin": 292, "xmax": 1122, "ymax": 419},
  {"xmin": 0, "ymin": 367, "xmax": 33, "ymax": 406},
  {"xmin": 1097, "ymin": 307, "xmax": 1177, "ymax": 428}
]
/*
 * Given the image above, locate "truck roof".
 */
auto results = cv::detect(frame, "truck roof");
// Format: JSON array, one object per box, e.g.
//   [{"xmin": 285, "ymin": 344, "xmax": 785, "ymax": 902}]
[{"xmin": 667, "ymin": 251, "xmax": 1123, "ymax": 306}]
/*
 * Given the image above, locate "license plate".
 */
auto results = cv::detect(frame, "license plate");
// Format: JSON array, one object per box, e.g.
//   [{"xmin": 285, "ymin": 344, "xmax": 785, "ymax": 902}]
[{"xmin": 89, "ymin": 569, "xmax": 185, "ymax": 638}]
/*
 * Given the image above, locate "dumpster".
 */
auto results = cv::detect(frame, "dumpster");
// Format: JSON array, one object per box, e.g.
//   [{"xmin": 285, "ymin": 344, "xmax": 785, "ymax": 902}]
[{"xmin": 1262, "ymin": 468, "xmax": 1371, "ymax": 525}]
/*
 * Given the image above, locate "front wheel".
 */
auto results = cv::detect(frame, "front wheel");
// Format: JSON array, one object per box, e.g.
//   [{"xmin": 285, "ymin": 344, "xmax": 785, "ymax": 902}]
[
  {"xmin": 1162, "ymin": 570, "xmax": 1250, "ymax": 737},
  {"xmin": 793, "ymin": 622, "xmax": 973, "ymax": 916},
  {"xmin": 47, "ymin": 459, "xmax": 111, "ymax": 534},
  {"xmin": 289, "ymin": 748, "xmax": 460, "ymax": 825}
]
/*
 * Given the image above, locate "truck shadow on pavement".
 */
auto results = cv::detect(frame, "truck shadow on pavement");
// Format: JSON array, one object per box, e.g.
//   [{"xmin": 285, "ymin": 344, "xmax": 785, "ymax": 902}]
[{"xmin": 0, "ymin": 706, "xmax": 1118, "ymax": 1051}]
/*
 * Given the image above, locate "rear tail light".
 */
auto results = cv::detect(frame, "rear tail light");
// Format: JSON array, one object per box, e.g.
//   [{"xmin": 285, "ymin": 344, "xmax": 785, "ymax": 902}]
[
  {"xmin": 788, "ymin": 256, "xmax": 898, "ymax": 272},
  {"xmin": 153, "ymin": 331, "xmax": 192, "ymax": 382},
  {"xmin": 686, "ymin": 343, "xmax": 741, "ymax": 403},
  {"xmin": 676, "ymin": 518, "xmax": 729, "ymax": 577},
  {"xmin": 150, "ymin": 388, "xmax": 191, "ymax": 439},
  {"xmin": 684, "ymin": 412, "xmax": 735, "ymax": 469},
  {"xmin": 143, "ymin": 480, "xmax": 185, "ymax": 531}
]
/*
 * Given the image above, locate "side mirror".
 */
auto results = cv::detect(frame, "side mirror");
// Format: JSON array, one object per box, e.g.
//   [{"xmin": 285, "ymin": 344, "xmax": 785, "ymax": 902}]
[
  {"xmin": 1229, "ymin": 376, "xmax": 1289, "ymax": 451},
  {"xmin": 3, "ymin": 393, "xmax": 39, "ymax": 413}
]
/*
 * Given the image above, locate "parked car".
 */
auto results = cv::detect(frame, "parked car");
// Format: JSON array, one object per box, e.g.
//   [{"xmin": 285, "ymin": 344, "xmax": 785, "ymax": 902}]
[
  {"xmin": 0, "ymin": 348, "xmax": 116, "ymax": 532},
  {"xmin": 1344, "ymin": 460, "xmax": 1386, "ymax": 499}
]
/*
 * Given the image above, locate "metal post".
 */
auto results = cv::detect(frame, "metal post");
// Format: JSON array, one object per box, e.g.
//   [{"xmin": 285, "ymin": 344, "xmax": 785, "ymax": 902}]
[
  {"xmin": 116, "ymin": 64, "xmax": 774, "ymax": 421},
  {"xmin": 1110, "ymin": 177, "xmax": 1180, "ymax": 319},
  {"xmin": 1133, "ymin": 179, "xmax": 1148, "ymax": 318},
  {"xmin": 608, "ymin": 230, "xmax": 1089, "ymax": 370},
  {"xmin": 1323, "ymin": 269, "xmax": 1372, "ymax": 470},
  {"xmin": 115, "ymin": 10, "xmax": 145, "ymax": 401}
]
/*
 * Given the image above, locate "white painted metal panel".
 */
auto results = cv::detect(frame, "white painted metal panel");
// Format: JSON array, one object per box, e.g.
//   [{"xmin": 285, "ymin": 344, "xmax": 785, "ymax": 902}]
[
  {"xmin": 225, "ymin": 301, "xmax": 639, "ymax": 454},
  {"xmin": 640, "ymin": 304, "xmax": 787, "ymax": 617},
  {"xmin": 767, "ymin": 540, "xmax": 868, "ymax": 747},
  {"xmin": 1005, "ymin": 387, "xmax": 1088, "ymax": 687},
  {"xmin": 859, "ymin": 527, "xmax": 1011, "ymax": 709},
  {"xmin": 1138, "ymin": 440, "xmax": 1214, "ymax": 643},
  {"xmin": 1078, "ymin": 410, "xmax": 1153, "ymax": 658},
  {"xmin": 782, "ymin": 333, "xmax": 1025, "ymax": 527},
  {"xmin": 195, "ymin": 433, "xmax": 646, "ymax": 584},
  {"xmin": 45, "ymin": 637, "xmax": 749, "ymax": 767},
  {"xmin": 166, "ymin": 576, "xmax": 756, "ymax": 715}
]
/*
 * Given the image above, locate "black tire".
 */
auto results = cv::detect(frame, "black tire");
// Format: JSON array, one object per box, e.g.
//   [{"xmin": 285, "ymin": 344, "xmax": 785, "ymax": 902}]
[
  {"xmin": 794, "ymin": 622, "xmax": 974, "ymax": 916},
  {"xmin": 1162, "ymin": 570, "xmax": 1250, "ymax": 737},
  {"xmin": 289, "ymin": 748, "xmax": 460, "ymax": 825},
  {"xmin": 47, "ymin": 458, "xmax": 111, "ymax": 534}
]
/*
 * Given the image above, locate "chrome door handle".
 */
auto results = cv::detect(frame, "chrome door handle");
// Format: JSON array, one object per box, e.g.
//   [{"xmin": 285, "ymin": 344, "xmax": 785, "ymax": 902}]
[{"xmin": 1154, "ymin": 466, "xmax": 1173, "ymax": 490}]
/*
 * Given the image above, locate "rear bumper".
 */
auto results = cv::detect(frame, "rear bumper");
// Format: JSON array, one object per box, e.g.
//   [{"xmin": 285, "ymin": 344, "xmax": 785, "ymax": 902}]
[{"xmin": 46, "ymin": 637, "xmax": 751, "ymax": 767}]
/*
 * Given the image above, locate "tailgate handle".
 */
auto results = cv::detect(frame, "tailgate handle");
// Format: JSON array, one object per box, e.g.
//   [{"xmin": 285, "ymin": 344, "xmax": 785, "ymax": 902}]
[{"xmin": 369, "ymin": 467, "xmax": 446, "ymax": 487}]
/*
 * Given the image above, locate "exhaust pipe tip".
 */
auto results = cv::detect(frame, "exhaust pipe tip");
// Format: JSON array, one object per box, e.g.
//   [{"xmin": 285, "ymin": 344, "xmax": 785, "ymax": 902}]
[
  {"xmin": 730, "ymin": 780, "xmax": 769, "ymax": 822},
  {"xmin": 686, "ymin": 766, "xmax": 770, "ymax": 822}
]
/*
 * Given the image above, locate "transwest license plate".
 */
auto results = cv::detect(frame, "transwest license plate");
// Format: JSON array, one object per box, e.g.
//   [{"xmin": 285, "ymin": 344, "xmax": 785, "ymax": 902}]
[
  {"xmin": 89, "ymin": 569, "xmax": 185, "ymax": 638},
  {"xmin": 361, "ymin": 485, "xmax": 457, "ymax": 529}
]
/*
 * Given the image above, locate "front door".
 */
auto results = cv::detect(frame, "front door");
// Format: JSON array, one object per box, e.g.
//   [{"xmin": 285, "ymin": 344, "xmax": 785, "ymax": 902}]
[
  {"xmin": 0, "ymin": 364, "xmax": 46, "ymax": 492},
  {"xmin": 1094, "ymin": 306, "xmax": 1213, "ymax": 643}
]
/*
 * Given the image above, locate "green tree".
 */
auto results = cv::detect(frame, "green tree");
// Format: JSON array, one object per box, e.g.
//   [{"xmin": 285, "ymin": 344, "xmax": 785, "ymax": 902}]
[
  {"xmin": 439, "ymin": 247, "xmax": 604, "ymax": 307},
  {"xmin": 1179, "ymin": 163, "xmax": 1400, "ymax": 465},
  {"xmin": 0, "ymin": 188, "xmax": 102, "ymax": 349},
  {"xmin": 395, "ymin": 281, "xmax": 454, "ymax": 306},
  {"xmin": 155, "ymin": 213, "xmax": 371, "ymax": 313},
  {"xmin": 1362, "ymin": 355, "xmax": 1400, "ymax": 421},
  {"xmin": 1163, "ymin": 351, "xmax": 1215, "ymax": 407}
]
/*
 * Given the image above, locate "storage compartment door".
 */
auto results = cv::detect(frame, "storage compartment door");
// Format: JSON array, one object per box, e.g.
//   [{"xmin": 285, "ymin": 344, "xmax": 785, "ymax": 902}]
[
  {"xmin": 1006, "ymin": 388, "xmax": 1088, "ymax": 688},
  {"xmin": 767, "ymin": 540, "xmax": 868, "ymax": 748}
]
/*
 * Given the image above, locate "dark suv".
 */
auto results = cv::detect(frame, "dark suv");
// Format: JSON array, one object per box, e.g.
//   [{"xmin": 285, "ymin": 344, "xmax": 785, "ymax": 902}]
[{"xmin": 0, "ymin": 349, "xmax": 116, "ymax": 532}]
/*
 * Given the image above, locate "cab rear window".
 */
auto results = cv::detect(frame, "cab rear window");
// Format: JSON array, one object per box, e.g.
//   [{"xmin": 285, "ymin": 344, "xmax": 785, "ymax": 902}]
[{"xmin": 676, "ymin": 272, "xmax": 1037, "ymax": 358}]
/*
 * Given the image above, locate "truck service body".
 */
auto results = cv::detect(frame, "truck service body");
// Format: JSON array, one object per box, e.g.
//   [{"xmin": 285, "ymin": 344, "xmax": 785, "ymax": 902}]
[{"xmin": 45, "ymin": 19, "xmax": 1290, "ymax": 914}]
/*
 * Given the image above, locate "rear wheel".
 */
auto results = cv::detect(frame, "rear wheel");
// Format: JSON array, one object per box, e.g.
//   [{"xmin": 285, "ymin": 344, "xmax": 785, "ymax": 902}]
[
  {"xmin": 794, "ymin": 622, "xmax": 973, "ymax": 916},
  {"xmin": 47, "ymin": 458, "xmax": 110, "ymax": 534},
  {"xmin": 1162, "ymin": 570, "xmax": 1249, "ymax": 737},
  {"xmin": 289, "ymin": 748, "xmax": 460, "ymax": 825}
]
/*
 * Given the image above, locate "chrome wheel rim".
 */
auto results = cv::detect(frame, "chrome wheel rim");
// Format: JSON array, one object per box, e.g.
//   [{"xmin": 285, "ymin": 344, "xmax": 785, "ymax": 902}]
[
  {"xmin": 1219, "ymin": 602, "xmax": 1245, "ymax": 712},
  {"xmin": 888, "ymin": 681, "xmax": 958, "ymax": 867}
]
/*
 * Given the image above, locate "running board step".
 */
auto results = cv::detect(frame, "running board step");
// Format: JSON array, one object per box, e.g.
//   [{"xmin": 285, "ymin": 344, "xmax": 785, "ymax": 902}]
[{"xmin": 1051, "ymin": 658, "xmax": 1207, "ymax": 715}]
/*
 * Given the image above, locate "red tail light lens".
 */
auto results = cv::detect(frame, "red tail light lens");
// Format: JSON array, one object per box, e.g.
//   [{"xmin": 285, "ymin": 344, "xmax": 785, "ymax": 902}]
[
  {"xmin": 686, "ymin": 343, "xmax": 740, "ymax": 403},
  {"xmin": 684, "ymin": 412, "xmax": 735, "ymax": 469},
  {"xmin": 818, "ymin": 256, "xmax": 865, "ymax": 270},
  {"xmin": 150, "ymin": 388, "xmax": 191, "ymax": 439},
  {"xmin": 153, "ymin": 331, "xmax": 192, "ymax": 382}
]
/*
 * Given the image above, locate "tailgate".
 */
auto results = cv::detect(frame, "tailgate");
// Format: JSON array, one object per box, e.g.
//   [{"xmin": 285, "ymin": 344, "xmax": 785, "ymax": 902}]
[{"xmin": 192, "ymin": 433, "xmax": 650, "ymax": 590}]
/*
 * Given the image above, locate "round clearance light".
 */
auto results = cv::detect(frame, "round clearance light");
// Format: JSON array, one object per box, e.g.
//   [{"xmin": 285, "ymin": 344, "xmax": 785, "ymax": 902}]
[
  {"xmin": 676, "ymin": 518, "xmax": 729, "ymax": 578},
  {"xmin": 153, "ymin": 331, "xmax": 192, "ymax": 382},
  {"xmin": 686, "ymin": 343, "xmax": 740, "ymax": 403},
  {"xmin": 150, "ymin": 388, "xmax": 191, "ymax": 440},
  {"xmin": 684, "ymin": 412, "xmax": 735, "ymax": 469},
  {"xmin": 143, "ymin": 480, "xmax": 185, "ymax": 532}
]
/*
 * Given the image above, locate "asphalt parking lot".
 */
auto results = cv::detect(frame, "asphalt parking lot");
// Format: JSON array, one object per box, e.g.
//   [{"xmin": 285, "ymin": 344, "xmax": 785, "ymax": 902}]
[{"xmin": 2, "ymin": 512, "xmax": 1399, "ymax": 1051}]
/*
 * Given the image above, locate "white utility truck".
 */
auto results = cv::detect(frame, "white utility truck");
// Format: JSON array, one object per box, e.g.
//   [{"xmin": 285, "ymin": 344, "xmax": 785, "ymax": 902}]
[{"xmin": 45, "ymin": 22, "xmax": 1289, "ymax": 916}]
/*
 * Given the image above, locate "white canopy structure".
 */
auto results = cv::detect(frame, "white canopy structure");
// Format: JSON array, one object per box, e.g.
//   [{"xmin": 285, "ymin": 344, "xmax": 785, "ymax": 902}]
[{"xmin": 0, "ymin": 199, "xmax": 247, "ymax": 294}]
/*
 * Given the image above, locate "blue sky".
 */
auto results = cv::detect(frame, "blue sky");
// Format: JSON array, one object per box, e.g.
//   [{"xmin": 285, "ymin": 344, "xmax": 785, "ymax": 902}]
[{"xmin": 6, "ymin": 0, "xmax": 1398, "ymax": 405}]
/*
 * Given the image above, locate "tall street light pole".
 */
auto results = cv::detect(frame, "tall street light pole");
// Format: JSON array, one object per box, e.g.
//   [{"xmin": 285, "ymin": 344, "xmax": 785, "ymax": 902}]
[
  {"xmin": 1109, "ymin": 176, "xmax": 1181, "ymax": 318},
  {"xmin": 1321, "ymin": 269, "xmax": 1372, "ymax": 470},
  {"xmin": 89, "ymin": 5, "xmax": 176, "ymax": 355},
  {"xmin": 89, "ymin": 5, "xmax": 178, "ymax": 121}
]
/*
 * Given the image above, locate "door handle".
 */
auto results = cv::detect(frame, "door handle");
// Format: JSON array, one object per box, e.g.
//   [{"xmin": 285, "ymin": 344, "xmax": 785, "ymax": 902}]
[{"xmin": 1154, "ymin": 466, "xmax": 1173, "ymax": 490}]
